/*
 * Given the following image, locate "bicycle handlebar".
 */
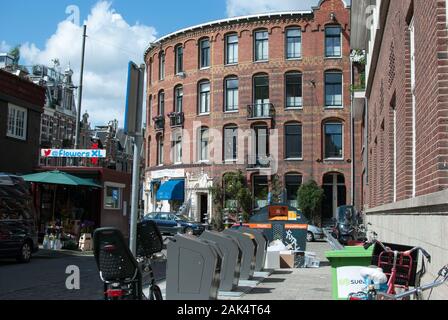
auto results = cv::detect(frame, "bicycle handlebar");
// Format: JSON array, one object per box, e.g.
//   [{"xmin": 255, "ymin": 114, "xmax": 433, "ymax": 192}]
[{"xmin": 363, "ymin": 240, "xmax": 431, "ymax": 263}]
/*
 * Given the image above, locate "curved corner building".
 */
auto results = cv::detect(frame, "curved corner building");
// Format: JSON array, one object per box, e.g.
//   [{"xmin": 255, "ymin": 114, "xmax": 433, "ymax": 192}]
[{"xmin": 143, "ymin": 0, "xmax": 359, "ymax": 225}]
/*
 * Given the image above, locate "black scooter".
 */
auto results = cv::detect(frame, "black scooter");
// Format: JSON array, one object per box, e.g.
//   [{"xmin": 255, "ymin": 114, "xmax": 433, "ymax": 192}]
[
  {"xmin": 93, "ymin": 220, "xmax": 164, "ymax": 300},
  {"xmin": 331, "ymin": 206, "xmax": 361, "ymax": 245}
]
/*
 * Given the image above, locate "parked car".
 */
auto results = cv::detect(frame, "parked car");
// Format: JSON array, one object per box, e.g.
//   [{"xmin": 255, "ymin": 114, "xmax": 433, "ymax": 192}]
[
  {"xmin": 307, "ymin": 224, "xmax": 325, "ymax": 242},
  {"xmin": 144, "ymin": 212, "xmax": 206, "ymax": 236},
  {"xmin": 0, "ymin": 174, "xmax": 39, "ymax": 263}
]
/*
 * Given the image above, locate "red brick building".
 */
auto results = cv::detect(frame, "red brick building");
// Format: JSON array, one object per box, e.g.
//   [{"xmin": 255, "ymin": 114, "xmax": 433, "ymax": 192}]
[
  {"xmin": 351, "ymin": 0, "xmax": 448, "ymax": 299},
  {"xmin": 144, "ymin": 0, "xmax": 360, "ymax": 225}
]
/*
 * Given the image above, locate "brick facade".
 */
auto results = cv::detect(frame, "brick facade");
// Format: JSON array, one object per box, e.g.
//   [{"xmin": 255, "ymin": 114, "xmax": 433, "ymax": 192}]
[{"xmin": 144, "ymin": 0, "xmax": 360, "ymax": 223}]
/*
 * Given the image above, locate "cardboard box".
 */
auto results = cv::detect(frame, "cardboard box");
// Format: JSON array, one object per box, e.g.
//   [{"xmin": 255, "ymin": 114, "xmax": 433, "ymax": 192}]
[{"xmin": 280, "ymin": 253, "xmax": 295, "ymax": 269}]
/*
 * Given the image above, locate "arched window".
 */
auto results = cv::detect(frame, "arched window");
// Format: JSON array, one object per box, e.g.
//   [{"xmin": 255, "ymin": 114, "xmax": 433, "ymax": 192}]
[
  {"xmin": 224, "ymin": 76, "xmax": 239, "ymax": 112},
  {"xmin": 253, "ymin": 74, "xmax": 270, "ymax": 117},
  {"xmin": 254, "ymin": 29, "xmax": 269, "ymax": 61},
  {"xmin": 285, "ymin": 72, "xmax": 303, "ymax": 109},
  {"xmin": 198, "ymin": 127, "xmax": 209, "ymax": 162},
  {"xmin": 285, "ymin": 27, "xmax": 302, "ymax": 59},
  {"xmin": 198, "ymin": 80, "xmax": 211, "ymax": 114},
  {"xmin": 285, "ymin": 173, "xmax": 303, "ymax": 209},
  {"xmin": 225, "ymin": 33, "xmax": 238, "ymax": 65},
  {"xmin": 285, "ymin": 123, "xmax": 303, "ymax": 159},
  {"xmin": 199, "ymin": 38, "xmax": 211, "ymax": 69},
  {"xmin": 325, "ymin": 70, "xmax": 343, "ymax": 108},
  {"xmin": 156, "ymin": 134, "xmax": 164, "ymax": 166},
  {"xmin": 171, "ymin": 131, "xmax": 182, "ymax": 164},
  {"xmin": 325, "ymin": 25, "xmax": 342, "ymax": 57},
  {"xmin": 323, "ymin": 121, "xmax": 344, "ymax": 159},
  {"xmin": 224, "ymin": 124, "xmax": 238, "ymax": 162},
  {"xmin": 175, "ymin": 44, "xmax": 183, "ymax": 74},
  {"xmin": 159, "ymin": 51, "xmax": 165, "ymax": 80},
  {"xmin": 158, "ymin": 90, "xmax": 165, "ymax": 115},
  {"xmin": 174, "ymin": 85, "xmax": 183, "ymax": 113}
]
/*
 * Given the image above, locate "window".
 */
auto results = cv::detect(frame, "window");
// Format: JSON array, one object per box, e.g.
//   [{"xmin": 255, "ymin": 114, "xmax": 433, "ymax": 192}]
[
  {"xmin": 253, "ymin": 176, "xmax": 269, "ymax": 209},
  {"xmin": 172, "ymin": 133, "xmax": 182, "ymax": 164},
  {"xmin": 285, "ymin": 124, "xmax": 302, "ymax": 159},
  {"xmin": 199, "ymin": 127, "xmax": 209, "ymax": 162},
  {"xmin": 254, "ymin": 30, "xmax": 269, "ymax": 61},
  {"xmin": 324, "ymin": 123, "xmax": 343, "ymax": 159},
  {"xmin": 158, "ymin": 91, "xmax": 165, "ymax": 115},
  {"xmin": 224, "ymin": 126, "xmax": 238, "ymax": 161},
  {"xmin": 226, "ymin": 34, "xmax": 238, "ymax": 64},
  {"xmin": 225, "ymin": 78, "xmax": 239, "ymax": 112},
  {"xmin": 325, "ymin": 26, "xmax": 342, "ymax": 57},
  {"xmin": 325, "ymin": 72, "xmax": 343, "ymax": 107},
  {"xmin": 250, "ymin": 125, "xmax": 269, "ymax": 166},
  {"xmin": 200, "ymin": 39, "xmax": 211, "ymax": 69},
  {"xmin": 104, "ymin": 185, "xmax": 122, "ymax": 210},
  {"xmin": 286, "ymin": 28, "xmax": 302, "ymax": 59},
  {"xmin": 175, "ymin": 86, "xmax": 183, "ymax": 113},
  {"xmin": 199, "ymin": 81, "xmax": 211, "ymax": 114},
  {"xmin": 159, "ymin": 51, "xmax": 165, "ymax": 80},
  {"xmin": 253, "ymin": 75, "xmax": 270, "ymax": 117},
  {"xmin": 285, "ymin": 174, "xmax": 303, "ymax": 209},
  {"xmin": 285, "ymin": 72, "xmax": 303, "ymax": 108},
  {"xmin": 157, "ymin": 135, "xmax": 164, "ymax": 165},
  {"xmin": 175, "ymin": 45, "xmax": 183, "ymax": 74},
  {"xmin": 7, "ymin": 104, "xmax": 27, "ymax": 140}
]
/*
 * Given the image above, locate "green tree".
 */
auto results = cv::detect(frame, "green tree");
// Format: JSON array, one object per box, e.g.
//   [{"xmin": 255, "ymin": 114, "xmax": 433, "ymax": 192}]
[
  {"xmin": 210, "ymin": 178, "xmax": 225, "ymax": 230},
  {"xmin": 297, "ymin": 180, "xmax": 324, "ymax": 226},
  {"xmin": 271, "ymin": 174, "xmax": 283, "ymax": 204},
  {"xmin": 8, "ymin": 46, "xmax": 20, "ymax": 66}
]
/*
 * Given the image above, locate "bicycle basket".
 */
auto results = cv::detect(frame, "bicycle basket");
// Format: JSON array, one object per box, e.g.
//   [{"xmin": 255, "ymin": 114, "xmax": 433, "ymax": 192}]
[
  {"xmin": 371, "ymin": 242, "xmax": 420, "ymax": 287},
  {"xmin": 137, "ymin": 220, "xmax": 164, "ymax": 257}
]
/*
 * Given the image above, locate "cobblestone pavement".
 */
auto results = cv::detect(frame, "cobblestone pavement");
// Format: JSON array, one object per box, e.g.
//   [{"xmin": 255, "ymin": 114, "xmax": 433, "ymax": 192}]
[
  {"xmin": 241, "ymin": 241, "xmax": 333, "ymax": 300},
  {"xmin": 0, "ymin": 250, "xmax": 166, "ymax": 300}
]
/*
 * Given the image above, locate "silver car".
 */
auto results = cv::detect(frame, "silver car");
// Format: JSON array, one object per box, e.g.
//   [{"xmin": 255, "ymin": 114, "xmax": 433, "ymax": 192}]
[{"xmin": 307, "ymin": 224, "xmax": 325, "ymax": 242}]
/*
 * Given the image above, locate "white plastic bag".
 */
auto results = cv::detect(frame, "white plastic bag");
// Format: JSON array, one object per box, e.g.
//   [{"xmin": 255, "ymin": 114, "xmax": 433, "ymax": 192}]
[{"xmin": 268, "ymin": 240, "xmax": 288, "ymax": 252}]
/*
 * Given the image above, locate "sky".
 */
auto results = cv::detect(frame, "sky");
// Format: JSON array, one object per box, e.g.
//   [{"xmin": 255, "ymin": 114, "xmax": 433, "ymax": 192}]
[{"xmin": 0, "ymin": 0, "xmax": 333, "ymax": 127}]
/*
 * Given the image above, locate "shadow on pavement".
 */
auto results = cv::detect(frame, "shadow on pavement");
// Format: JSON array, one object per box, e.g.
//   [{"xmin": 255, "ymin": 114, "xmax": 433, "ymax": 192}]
[{"xmin": 261, "ymin": 278, "xmax": 286, "ymax": 284}]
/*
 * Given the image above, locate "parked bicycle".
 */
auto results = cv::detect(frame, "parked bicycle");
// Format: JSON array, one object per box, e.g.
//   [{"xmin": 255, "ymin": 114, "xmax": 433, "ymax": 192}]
[{"xmin": 93, "ymin": 220, "xmax": 165, "ymax": 300}]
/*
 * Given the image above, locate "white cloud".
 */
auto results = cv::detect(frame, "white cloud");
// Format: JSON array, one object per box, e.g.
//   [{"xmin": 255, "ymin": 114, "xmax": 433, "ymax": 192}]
[
  {"xmin": 226, "ymin": 0, "xmax": 320, "ymax": 17},
  {"xmin": 20, "ymin": 1, "xmax": 156, "ymax": 126},
  {"xmin": 0, "ymin": 40, "xmax": 11, "ymax": 52}
]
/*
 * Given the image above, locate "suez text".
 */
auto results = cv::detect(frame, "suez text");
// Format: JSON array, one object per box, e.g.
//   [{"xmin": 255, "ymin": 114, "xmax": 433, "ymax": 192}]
[{"xmin": 177, "ymin": 304, "xmax": 271, "ymax": 317}]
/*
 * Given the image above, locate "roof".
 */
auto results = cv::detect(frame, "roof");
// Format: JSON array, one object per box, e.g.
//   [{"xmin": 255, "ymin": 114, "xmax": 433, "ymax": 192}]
[{"xmin": 144, "ymin": 10, "xmax": 313, "ymax": 59}]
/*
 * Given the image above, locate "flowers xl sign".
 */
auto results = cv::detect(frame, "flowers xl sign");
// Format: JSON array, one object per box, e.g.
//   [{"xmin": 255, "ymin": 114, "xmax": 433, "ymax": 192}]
[{"xmin": 41, "ymin": 149, "xmax": 107, "ymax": 158}]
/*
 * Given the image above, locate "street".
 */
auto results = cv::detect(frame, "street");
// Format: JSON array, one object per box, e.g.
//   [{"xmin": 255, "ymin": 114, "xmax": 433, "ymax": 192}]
[{"xmin": 0, "ymin": 250, "xmax": 166, "ymax": 300}]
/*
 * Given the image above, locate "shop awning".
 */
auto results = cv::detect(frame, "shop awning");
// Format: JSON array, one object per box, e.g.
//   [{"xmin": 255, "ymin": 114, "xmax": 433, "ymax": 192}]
[
  {"xmin": 22, "ymin": 170, "xmax": 102, "ymax": 188},
  {"xmin": 156, "ymin": 179, "xmax": 185, "ymax": 201}
]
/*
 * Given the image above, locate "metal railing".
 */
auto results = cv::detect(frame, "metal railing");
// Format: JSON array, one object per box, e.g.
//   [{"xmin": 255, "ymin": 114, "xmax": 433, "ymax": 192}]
[
  {"xmin": 153, "ymin": 116, "xmax": 165, "ymax": 131},
  {"xmin": 247, "ymin": 103, "xmax": 275, "ymax": 119},
  {"xmin": 168, "ymin": 112, "xmax": 185, "ymax": 128},
  {"xmin": 247, "ymin": 154, "xmax": 271, "ymax": 170}
]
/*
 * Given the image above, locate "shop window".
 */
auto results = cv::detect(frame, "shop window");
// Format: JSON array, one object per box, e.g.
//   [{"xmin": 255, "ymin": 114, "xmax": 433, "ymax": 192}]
[{"xmin": 104, "ymin": 185, "xmax": 122, "ymax": 210}]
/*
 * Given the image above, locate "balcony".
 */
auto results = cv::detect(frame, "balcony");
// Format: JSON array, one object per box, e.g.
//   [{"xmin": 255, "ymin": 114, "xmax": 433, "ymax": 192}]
[
  {"xmin": 247, "ymin": 154, "xmax": 272, "ymax": 170},
  {"xmin": 247, "ymin": 103, "xmax": 275, "ymax": 120},
  {"xmin": 168, "ymin": 112, "xmax": 185, "ymax": 128},
  {"xmin": 153, "ymin": 115, "xmax": 165, "ymax": 131}
]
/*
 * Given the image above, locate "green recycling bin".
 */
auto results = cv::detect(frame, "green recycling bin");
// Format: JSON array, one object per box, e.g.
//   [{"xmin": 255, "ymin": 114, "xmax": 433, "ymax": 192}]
[{"xmin": 325, "ymin": 246, "xmax": 374, "ymax": 300}]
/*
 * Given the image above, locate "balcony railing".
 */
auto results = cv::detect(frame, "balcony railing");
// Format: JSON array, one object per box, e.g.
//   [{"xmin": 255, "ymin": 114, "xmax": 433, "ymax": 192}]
[
  {"xmin": 247, "ymin": 154, "xmax": 272, "ymax": 170},
  {"xmin": 247, "ymin": 103, "xmax": 275, "ymax": 120},
  {"xmin": 153, "ymin": 115, "xmax": 165, "ymax": 131},
  {"xmin": 168, "ymin": 112, "xmax": 185, "ymax": 128}
]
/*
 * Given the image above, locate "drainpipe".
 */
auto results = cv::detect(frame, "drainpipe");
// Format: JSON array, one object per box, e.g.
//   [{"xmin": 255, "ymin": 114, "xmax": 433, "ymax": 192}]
[{"xmin": 350, "ymin": 55, "xmax": 355, "ymax": 208}]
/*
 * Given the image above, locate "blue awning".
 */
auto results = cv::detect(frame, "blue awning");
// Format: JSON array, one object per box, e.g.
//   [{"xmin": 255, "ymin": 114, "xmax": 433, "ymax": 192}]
[{"xmin": 156, "ymin": 179, "xmax": 185, "ymax": 201}]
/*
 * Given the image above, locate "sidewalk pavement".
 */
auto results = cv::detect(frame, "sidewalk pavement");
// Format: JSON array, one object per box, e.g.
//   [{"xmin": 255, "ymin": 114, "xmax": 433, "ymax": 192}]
[
  {"xmin": 240, "ymin": 241, "xmax": 333, "ymax": 300},
  {"xmin": 35, "ymin": 247, "xmax": 94, "ymax": 258}
]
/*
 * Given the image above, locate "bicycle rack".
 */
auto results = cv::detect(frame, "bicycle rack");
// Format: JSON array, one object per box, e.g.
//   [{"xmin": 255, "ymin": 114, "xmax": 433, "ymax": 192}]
[
  {"xmin": 200, "ymin": 231, "xmax": 242, "ymax": 292},
  {"xmin": 166, "ymin": 234, "xmax": 222, "ymax": 300},
  {"xmin": 237, "ymin": 227, "xmax": 268, "ymax": 272},
  {"xmin": 222, "ymin": 229, "xmax": 257, "ymax": 281}
]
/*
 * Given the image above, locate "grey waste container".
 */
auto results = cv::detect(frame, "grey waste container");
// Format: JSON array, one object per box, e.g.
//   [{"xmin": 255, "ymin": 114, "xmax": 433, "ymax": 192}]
[
  {"xmin": 201, "ymin": 231, "xmax": 242, "ymax": 292},
  {"xmin": 237, "ymin": 227, "xmax": 268, "ymax": 272},
  {"xmin": 166, "ymin": 234, "xmax": 222, "ymax": 300},
  {"xmin": 222, "ymin": 229, "xmax": 257, "ymax": 281}
]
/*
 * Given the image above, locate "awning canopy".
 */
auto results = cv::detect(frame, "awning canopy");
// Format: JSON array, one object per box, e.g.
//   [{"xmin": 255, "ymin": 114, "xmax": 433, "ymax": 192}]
[
  {"xmin": 22, "ymin": 170, "xmax": 102, "ymax": 188},
  {"xmin": 156, "ymin": 179, "xmax": 185, "ymax": 201}
]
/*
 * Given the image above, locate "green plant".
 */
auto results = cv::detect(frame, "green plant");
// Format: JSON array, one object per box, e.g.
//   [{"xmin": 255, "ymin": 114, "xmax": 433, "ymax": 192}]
[
  {"xmin": 297, "ymin": 180, "xmax": 324, "ymax": 226},
  {"xmin": 271, "ymin": 174, "xmax": 283, "ymax": 204}
]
